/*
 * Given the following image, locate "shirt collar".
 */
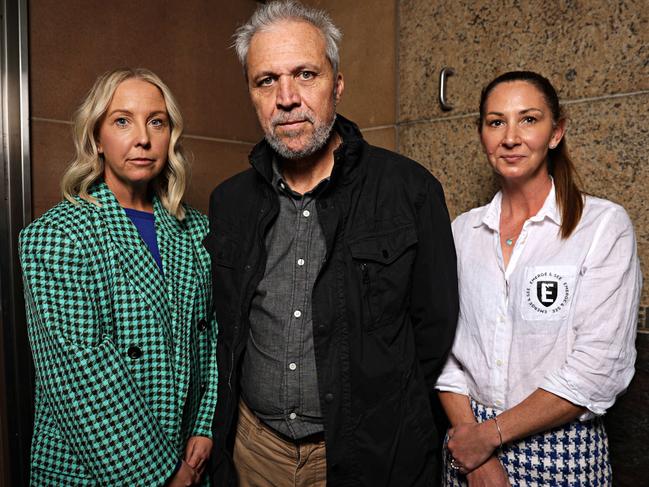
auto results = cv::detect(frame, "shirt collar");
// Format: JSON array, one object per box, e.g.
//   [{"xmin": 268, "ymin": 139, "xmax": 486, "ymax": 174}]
[
  {"xmin": 271, "ymin": 157, "xmax": 330, "ymax": 199},
  {"xmin": 475, "ymin": 179, "xmax": 561, "ymax": 231},
  {"xmin": 530, "ymin": 180, "xmax": 561, "ymax": 225}
]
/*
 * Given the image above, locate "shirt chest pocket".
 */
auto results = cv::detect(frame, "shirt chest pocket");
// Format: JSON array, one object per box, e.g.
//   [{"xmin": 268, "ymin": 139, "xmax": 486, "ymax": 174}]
[
  {"xmin": 349, "ymin": 224, "xmax": 418, "ymax": 331},
  {"xmin": 520, "ymin": 265, "xmax": 578, "ymax": 324}
]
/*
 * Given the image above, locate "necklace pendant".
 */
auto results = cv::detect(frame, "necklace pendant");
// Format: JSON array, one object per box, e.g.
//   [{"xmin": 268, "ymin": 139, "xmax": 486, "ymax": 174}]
[{"xmin": 505, "ymin": 238, "xmax": 514, "ymax": 246}]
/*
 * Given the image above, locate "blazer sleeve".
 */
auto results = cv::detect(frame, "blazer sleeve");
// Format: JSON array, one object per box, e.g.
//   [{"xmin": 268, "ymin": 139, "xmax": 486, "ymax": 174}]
[
  {"xmin": 191, "ymin": 310, "xmax": 219, "ymax": 438},
  {"xmin": 20, "ymin": 222, "xmax": 178, "ymax": 485},
  {"xmin": 409, "ymin": 177, "xmax": 460, "ymax": 390}
]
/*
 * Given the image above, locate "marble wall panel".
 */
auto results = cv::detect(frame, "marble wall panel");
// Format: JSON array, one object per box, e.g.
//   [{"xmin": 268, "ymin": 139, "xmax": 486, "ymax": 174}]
[
  {"xmin": 29, "ymin": 0, "xmax": 261, "ymax": 142},
  {"xmin": 302, "ymin": 0, "xmax": 397, "ymax": 128},
  {"xmin": 361, "ymin": 127, "xmax": 397, "ymax": 152},
  {"xmin": 399, "ymin": 0, "xmax": 649, "ymax": 122},
  {"xmin": 30, "ymin": 121, "xmax": 251, "ymax": 218},
  {"xmin": 183, "ymin": 137, "xmax": 253, "ymax": 214},
  {"xmin": 398, "ymin": 116, "xmax": 496, "ymax": 219},
  {"xmin": 30, "ymin": 121, "xmax": 75, "ymax": 218}
]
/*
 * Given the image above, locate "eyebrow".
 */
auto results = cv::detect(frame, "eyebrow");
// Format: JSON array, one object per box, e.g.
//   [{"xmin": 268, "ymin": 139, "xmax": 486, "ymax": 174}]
[
  {"xmin": 486, "ymin": 108, "xmax": 544, "ymax": 116},
  {"xmin": 106, "ymin": 109, "xmax": 168, "ymax": 117},
  {"xmin": 252, "ymin": 64, "xmax": 320, "ymax": 80}
]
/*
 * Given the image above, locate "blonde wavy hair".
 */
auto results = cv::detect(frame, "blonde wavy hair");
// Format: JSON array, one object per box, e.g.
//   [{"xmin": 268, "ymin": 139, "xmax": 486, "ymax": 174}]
[{"xmin": 61, "ymin": 68, "xmax": 189, "ymax": 219}]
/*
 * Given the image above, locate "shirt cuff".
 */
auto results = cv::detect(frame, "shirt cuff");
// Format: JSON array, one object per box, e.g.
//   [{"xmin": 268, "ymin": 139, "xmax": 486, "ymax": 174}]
[{"xmin": 541, "ymin": 372, "xmax": 606, "ymax": 420}]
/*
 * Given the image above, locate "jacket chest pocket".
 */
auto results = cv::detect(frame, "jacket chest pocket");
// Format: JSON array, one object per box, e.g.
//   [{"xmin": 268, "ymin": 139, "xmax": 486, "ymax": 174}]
[
  {"xmin": 204, "ymin": 230, "xmax": 239, "ymax": 269},
  {"xmin": 349, "ymin": 224, "xmax": 418, "ymax": 331}
]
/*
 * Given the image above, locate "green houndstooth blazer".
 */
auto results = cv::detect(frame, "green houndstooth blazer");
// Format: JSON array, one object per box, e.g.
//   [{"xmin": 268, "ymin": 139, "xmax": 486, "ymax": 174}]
[{"xmin": 19, "ymin": 182, "xmax": 218, "ymax": 486}]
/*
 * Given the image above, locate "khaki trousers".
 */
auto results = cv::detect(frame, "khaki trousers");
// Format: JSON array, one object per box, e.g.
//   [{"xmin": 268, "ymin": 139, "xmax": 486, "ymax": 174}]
[{"xmin": 233, "ymin": 401, "xmax": 327, "ymax": 487}]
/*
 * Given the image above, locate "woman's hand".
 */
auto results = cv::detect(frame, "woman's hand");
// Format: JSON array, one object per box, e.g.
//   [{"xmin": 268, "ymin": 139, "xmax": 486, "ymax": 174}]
[
  {"xmin": 184, "ymin": 436, "xmax": 213, "ymax": 477},
  {"xmin": 466, "ymin": 456, "xmax": 510, "ymax": 487},
  {"xmin": 447, "ymin": 419, "xmax": 500, "ymax": 472},
  {"xmin": 166, "ymin": 460, "xmax": 200, "ymax": 487}
]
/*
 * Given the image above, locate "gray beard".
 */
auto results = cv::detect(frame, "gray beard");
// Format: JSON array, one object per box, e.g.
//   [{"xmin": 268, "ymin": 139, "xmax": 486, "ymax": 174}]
[{"xmin": 266, "ymin": 114, "xmax": 336, "ymax": 160}]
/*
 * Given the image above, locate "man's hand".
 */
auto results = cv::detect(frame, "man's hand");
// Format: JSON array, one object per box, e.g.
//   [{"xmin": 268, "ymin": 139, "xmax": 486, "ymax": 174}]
[
  {"xmin": 466, "ymin": 456, "xmax": 510, "ymax": 487},
  {"xmin": 184, "ymin": 435, "xmax": 213, "ymax": 477}
]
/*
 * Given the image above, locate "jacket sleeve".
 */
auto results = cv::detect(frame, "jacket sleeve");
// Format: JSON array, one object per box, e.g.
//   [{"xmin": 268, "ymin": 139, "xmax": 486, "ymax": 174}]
[
  {"xmin": 20, "ymin": 222, "xmax": 178, "ymax": 485},
  {"xmin": 409, "ymin": 178, "xmax": 459, "ymax": 390},
  {"xmin": 192, "ymin": 296, "xmax": 219, "ymax": 437}
]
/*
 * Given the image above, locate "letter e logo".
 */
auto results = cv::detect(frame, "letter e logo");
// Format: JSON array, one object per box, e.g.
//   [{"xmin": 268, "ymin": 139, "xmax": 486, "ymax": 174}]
[{"xmin": 537, "ymin": 281, "xmax": 558, "ymax": 307}]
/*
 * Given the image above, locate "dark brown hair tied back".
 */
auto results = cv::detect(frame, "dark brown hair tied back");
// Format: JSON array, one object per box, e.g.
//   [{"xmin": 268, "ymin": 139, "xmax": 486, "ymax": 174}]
[{"xmin": 478, "ymin": 71, "xmax": 584, "ymax": 239}]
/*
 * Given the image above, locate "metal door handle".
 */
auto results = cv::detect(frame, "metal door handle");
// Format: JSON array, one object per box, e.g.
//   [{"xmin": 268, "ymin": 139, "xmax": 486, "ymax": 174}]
[{"xmin": 439, "ymin": 67, "xmax": 455, "ymax": 111}]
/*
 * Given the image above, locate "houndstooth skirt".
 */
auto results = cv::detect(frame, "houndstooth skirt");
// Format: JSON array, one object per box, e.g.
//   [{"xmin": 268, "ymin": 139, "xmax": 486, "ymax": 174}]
[{"xmin": 443, "ymin": 400, "xmax": 612, "ymax": 486}]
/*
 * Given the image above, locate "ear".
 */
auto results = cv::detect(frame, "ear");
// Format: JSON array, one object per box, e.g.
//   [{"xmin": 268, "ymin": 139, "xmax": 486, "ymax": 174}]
[
  {"xmin": 549, "ymin": 118, "xmax": 566, "ymax": 149},
  {"xmin": 334, "ymin": 72, "xmax": 344, "ymax": 105},
  {"xmin": 97, "ymin": 141, "xmax": 103, "ymax": 154}
]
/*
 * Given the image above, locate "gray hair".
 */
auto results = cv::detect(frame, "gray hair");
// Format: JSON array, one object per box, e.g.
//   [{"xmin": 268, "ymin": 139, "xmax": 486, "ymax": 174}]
[{"xmin": 233, "ymin": 0, "xmax": 342, "ymax": 75}]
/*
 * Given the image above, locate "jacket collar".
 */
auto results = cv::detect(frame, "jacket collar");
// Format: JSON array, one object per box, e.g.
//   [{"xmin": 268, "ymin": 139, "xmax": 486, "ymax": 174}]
[
  {"xmin": 84, "ymin": 180, "xmax": 184, "ymax": 234},
  {"xmin": 248, "ymin": 113, "xmax": 366, "ymax": 187},
  {"xmin": 477, "ymin": 179, "xmax": 561, "ymax": 231}
]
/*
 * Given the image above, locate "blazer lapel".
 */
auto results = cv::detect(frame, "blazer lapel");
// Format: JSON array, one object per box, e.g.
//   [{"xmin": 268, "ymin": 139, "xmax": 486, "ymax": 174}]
[
  {"xmin": 89, "ymin": 183, "xmax": 170, "ymax": 325},
  {"xmin": 154, "ymin": 198, "xmax": 198, "ymax": 389}
]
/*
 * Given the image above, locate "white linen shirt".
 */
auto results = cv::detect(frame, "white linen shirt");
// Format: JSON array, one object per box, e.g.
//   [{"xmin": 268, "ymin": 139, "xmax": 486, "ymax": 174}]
[{"xmin": 436, "ymin": 183, "xmax": 641, "ymax": 419}]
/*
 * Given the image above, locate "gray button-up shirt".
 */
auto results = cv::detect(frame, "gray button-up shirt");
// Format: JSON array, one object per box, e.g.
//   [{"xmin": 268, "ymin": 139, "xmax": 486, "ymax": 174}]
[{"xmin": 240, "ymin": 161, "xmax": 328, "ymax": 439}]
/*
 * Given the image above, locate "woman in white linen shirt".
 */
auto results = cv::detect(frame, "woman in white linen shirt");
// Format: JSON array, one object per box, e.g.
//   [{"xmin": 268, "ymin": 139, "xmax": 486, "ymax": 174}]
[{"xmin": 436, "ymin": 71, "xmax": 641, "ymax": 486}]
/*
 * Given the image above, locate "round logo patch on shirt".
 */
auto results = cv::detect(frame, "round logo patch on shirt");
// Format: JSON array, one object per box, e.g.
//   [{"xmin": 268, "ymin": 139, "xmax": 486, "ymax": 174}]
[{"xmin": 522, "ymin": 266, "xmax": 577, "ymax": 321}]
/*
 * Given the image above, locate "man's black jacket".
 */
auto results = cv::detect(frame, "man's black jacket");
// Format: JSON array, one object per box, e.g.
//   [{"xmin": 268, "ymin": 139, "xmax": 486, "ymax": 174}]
[{"xmin": 205, "ymin": 115, "xmax": 459, "ymax": 487}]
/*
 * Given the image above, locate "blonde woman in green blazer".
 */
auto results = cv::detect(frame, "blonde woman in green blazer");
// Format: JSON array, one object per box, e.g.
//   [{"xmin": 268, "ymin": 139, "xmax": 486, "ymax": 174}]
[{"xmin": 20, "ymin": 68, "xmax": 217, "ymax": 486}]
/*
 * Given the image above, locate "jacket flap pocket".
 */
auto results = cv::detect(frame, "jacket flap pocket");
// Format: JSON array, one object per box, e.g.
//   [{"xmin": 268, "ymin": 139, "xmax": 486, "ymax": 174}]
[
  {"xmin": 203, "ymin": 231, "xmax": 238, "ymax": 268},
  {"xmin": 349, "ymin": 224, "xmax": 418, "ymax": 265}
]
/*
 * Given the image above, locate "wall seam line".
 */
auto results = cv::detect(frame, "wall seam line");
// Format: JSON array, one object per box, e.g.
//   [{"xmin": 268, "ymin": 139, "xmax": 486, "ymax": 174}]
[
  {"xmin": 395, "ymin": 0, "xmax": 401, "ymax": 151},
  {"xmin": 32, "ymin": 116, "xmax": 400, "ymax": 142},
  {"xmin": 396, "ymin": 89, "xmax": 649, "ymax": 128},
  {"xmin": 361, "ymin": 124, "xmax": 396, "ymax": 132},
  {"xmin": 184, "ymin": 134, "xmax": 255, "ymax": 145},
  {"xmin": 31, "ymin": 117, "xmax": 257, "ymax": 145}
]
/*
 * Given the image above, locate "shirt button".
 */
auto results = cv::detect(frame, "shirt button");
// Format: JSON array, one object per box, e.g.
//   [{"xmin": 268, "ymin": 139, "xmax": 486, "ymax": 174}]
[
  {"xmin": 294, "ymin": 310, "xmax": 302, "ymax": 318},
  {"xmin": 496, "ymin": 359, "xmax": 503, "ymax": 366},
  {"xmin": 495, "ymin": 400, "xmax": 502, "ymax": 407},
  {"xmin": 297, "ymin": 258, "xmax": 305, "ymax": 266},
  {"xmin": 325, "ymin": 393, "xmax": 334, "ymax": 403},
  {"xmin": 280, "ymin": 182, "xmax": 286, "ymax": 190},
  {"xmin": 289, "ymin": 362, "xmax": 297, "ymax": 371},
  {"xmin": 289, "ymin": 412, "xmax": 297, "ymax": 420},
  {"xmin": 497, "ymin": 316, "xmax": 504, "ymax": 324},
  {"xmin": 302, "ymin": 210, "xmax": 310, "ymax": 218}
]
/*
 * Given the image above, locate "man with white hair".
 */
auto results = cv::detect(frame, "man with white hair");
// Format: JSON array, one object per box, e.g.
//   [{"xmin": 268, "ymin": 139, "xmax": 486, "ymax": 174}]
[{"xmin": 205, "ymin": 2, "xmax": 458, "ymax": 486}]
